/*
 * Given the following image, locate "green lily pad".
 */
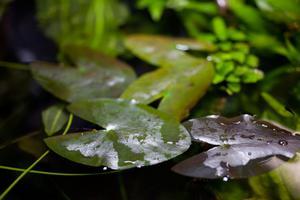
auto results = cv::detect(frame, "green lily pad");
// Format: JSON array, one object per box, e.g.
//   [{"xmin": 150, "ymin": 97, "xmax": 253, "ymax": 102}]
[
  {"xmin": 124, "ymin": 34, "xmax": 216, "ymax": 68},
  {"xmin": 42, "ymin": 104, "xmax": 68, "ymax": 136},
  {"xmin": 122, "ymin": 34, "xmax": 215, "ymax": 120},
  {"xmin": 31, "ymin": 48, "xmax": 136, "ymax": 102},
  {"xmin": 45, "ymin": 99, "xmax": 191, "ymax": 169}
]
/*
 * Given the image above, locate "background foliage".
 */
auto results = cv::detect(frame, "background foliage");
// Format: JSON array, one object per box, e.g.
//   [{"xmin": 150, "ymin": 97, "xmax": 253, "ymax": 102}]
[{"xmin": 0, "ymin": 0, "xmax": 300, "ymax": 199}]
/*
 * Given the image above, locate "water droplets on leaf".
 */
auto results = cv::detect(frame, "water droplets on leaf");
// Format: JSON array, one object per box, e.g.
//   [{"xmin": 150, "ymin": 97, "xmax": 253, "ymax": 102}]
[
  {"xmin": 45, "ymin": 99, "xmax": 191, "ymax": 170},
  {"xmin": 172, "ymin": 114, "xmax": 300, "ymax": 179},
  {"xmin": 31, "ymin": 46, "xmax": 136, "ymax": 102}
]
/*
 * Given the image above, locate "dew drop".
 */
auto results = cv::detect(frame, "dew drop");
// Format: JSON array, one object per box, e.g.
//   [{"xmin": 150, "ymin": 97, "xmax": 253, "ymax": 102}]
[
  {"xmin": 278, "ymin": 140, "xmax": 288, "ymax": 146},
  {"xmin": 103, "ymin": 167, "xmax": 108, "ymax": 171},
  {"xmin": 137, "ymin": 165, "xmax": 142, "ymax": 168},
  {"xmin": 176, "ymin": 44, "xmax": 189, "ymax": 51},
  {"xmin": 222, "ymin": 176, "xmax": 229, "ymax": 182},
  {"xmin": 207, "ymin": 56, "xmax": 213, "ymax": 61}
]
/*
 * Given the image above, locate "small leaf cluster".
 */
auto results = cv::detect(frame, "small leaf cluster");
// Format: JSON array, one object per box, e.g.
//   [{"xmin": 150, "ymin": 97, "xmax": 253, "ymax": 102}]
[{"xmin": 208, "ymin": 17, "xmax": 263, "ymax": 94}]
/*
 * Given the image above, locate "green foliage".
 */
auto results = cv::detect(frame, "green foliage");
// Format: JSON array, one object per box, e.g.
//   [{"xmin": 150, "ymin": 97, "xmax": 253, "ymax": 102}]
[
  {"xmin": 31, "ymin": 46, "xmax": 136, "ymax": 102},
  {"xmin": 255, "ymin": 0, "xmax": 300, "ymax": 25},
  {"xmin": 121, "ymin": 34, "xmax": 215, "ymax": 120},
  {"xmin": 42, "ymin": 104, "xmax": 68, "ymax": 136},
  {"xmin": 36, "ymin": 0, "xmax": 128, "ymax": 55},
  {"xmin": 206, "ymin": 17, "xmax": 264, "ymax": 94},
  {"xmin": 1, "ymin": 0, "xmax": 300, "ymax": 199},
  {"xmin": 45, "ymin": 98, "xmax": 191, "ymax": 169},
  {"xmin": 137, "ymin": 0, "xmax": 167, "ymax": 21}
]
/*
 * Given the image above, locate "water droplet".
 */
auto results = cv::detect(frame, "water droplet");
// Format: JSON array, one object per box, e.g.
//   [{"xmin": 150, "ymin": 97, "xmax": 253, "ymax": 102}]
[
  {"xmin": 248, "ymin": 152, "xmax": 252, "ymax": 156},
  {"xmin": 223, "ymin": 176, "xmax": 229, "ymax": 181},
  {"xmin": 206, "ymin": 115, "xmax": 219, "ymax": 119},
  {"xmin": 278, "ymin": 140, "xmax": 288, "ymax": 146},
  {"xmin": 103, "ymin": 167, "xmax": 108, "ymax": 171},
  {"xmin": 176, "ymin": 44, "xmax": 189, "ymax": 51},
  {"xmin": 167, "ymin": 141, "xmax": 174, "ymax": 144},
  {"xmin": 137, "ymin": 165, "xmax": 142, "ymax": 168},
  {"xmin": 106, "ymin": 124, "xmax": 117, "ymax": 131},
  {"xmin": 261, "ymin": 124, "xmax": 268, "ymax": 128},
  {"xmin": 130, "ymin": 99, "xmax": 138, "ymax": 104},
  {"xmin": 219, "ymin": 134, "xmax": 228, "ymax": 142},
  {"xmin": 207, "ymin": 56, "xmax": 213, "ymax": 61}
]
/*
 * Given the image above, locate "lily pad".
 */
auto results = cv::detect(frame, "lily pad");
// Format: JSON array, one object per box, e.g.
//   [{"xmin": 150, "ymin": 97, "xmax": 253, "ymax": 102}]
[
  {"xmin": 122, "ymin": 34, "xmax": 215, "ymax": 120},
  {"xmin": 172, "ymin": 114, "xmax": 300, "ymax": 179},
  {"xmin": 124, "ymin": 34, "xmax": 216, "ymax": 68},
  {"xmin": 42, "ymin": 104, "xmax": 68, "ymax": 136},
  {"xmin": 45, "ymin": 99, "xmax": 191, "ymax": 169},
  {"xmin": 31, "ymin": 47, "xmax": 136, "ymax": 102},
  {"xmin": 172, "ymin": 143, "xmax": 296, "ymax": 179},
  {"xmin": 183, "ymin": 114, "xmax": 299, "ymax": 145}
]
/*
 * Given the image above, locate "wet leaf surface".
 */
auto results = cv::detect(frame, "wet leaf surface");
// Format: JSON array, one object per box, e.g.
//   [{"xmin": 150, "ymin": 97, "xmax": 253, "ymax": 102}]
[
  {"xmin": 172, "ymin": 114, "xmax": 300, "ymax": 179},
  {"xmin": 122, "ymin": 34, "xmax": 215, "ymax": 120},
  {"xmin": 42, "ymin": 104, "xmax": 68, "ymax": 136},
  {"xmin": 31, "ymin": 47, "xmax": 136, "ymax": 102},
  {"xmin": 45, "ymin": 99, "xmax": 191, "ymax": 169},
  {"xmin": 124, "ymin": 34, "xmax": 216, "ymax": 68}
]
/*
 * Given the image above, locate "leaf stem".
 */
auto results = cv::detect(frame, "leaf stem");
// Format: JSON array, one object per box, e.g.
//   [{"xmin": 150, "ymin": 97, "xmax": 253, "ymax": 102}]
[
  {"xmin": 0, "ymin": 165, "xmax": 117, "ymax": 176},
  {"xmin": 0, "ymin": 61, "xmax": 29, "ymax": 71},
  {"xmin": 0, "ymin": 150, "xmax": 49, "ymax": 200},
  {"xmin": 0, "ymin": 113, "xmax": 73, "ymax": 199}
]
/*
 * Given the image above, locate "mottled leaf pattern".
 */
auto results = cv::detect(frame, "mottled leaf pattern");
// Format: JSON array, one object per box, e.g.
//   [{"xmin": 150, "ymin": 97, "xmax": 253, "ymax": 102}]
[
  {"xmin": 31, "ymin": 46, "xmax": 136, "ymax": 102},
  {"xmin": 45, "ymin": 99, "xmax": 191, "ymax": 169},
  {"xmin": 172, "ymin": 115, "xmax": 300, "ymax": 179}
]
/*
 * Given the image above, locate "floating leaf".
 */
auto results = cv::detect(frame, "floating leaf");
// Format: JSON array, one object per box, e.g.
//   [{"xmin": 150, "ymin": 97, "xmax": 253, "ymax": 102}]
[
  {"xmin": 42, "ymin": 104, "xmax": 68, "ymax": 136},
  {"xmin": 45, "ymin": 99, "xmax": 191, "ymax": 170},
  {"xmin": 124, "ymin": 34, "xmax": 216, "ymax": 68},
  {"xmin": 122, "ymin": 34, "xmax": 215, "ymax": 120},
  {"xmin": 31, "ymin": 48, "xmax": 136, "ymax": 102},
  {"xmin": 172, "ymin": 114, "xmax": 300, "ymax": 179},
  {"xmin": 172, "ymin": 143, "xmax": 296, "ymax": 179}
]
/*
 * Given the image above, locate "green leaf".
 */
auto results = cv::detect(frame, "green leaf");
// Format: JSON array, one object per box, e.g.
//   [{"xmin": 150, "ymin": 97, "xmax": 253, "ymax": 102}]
[
  {"xmin": 124, "ymin": 34, "xmax": 216, "ymax": 68},
  {"xmin": 137, "ymin": 0, "xmax": 167, "ymax": 21},
  {"xmin": 42, "ymin": 104, "xmax": 68, "ymax": 136},
  {"xmin": 36, "ymin": 0, "xmax": 128, "ymax": 55},
  {"xmin": 45, "ymin": 99, "xmax": 191, "ymax": 169},
  {"xmin": 255, "ymin": 0, "xmax": 300, "ymax": 25},
  {"xmin": 31, "ymin": 48, "xmax": 136, "ymax": 102},
  {"xmin": 261, "ymin": 92, "xmax": 293, "ymax": 118},
  {"xmin": 122, "ymin": 34, "xmax": 215, "ymax": 120},
  {"xmin": 228, "ymin": 0, "xmax": 267, "ymax": 32},
  {"xmin": 212, "ymin": 17, "xmax": 228, "ymax": 41},
  {"xmin": 242, "ymin": 69, "xmax": 264, "ymax": 83}
]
